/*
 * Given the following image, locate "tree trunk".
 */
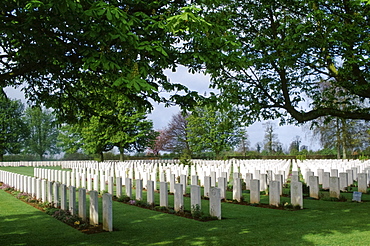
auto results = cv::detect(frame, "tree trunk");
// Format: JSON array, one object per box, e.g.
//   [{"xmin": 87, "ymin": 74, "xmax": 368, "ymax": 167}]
[
  {"xmin": 0, "ymin": 153, "xmax": 3, "ymax": 162},
  {"xmin": 341, "ymin": 119, "xmax": 347, "ymax": 159},
  {"xmin": 336, "ymin": 118, "xmax": 341, "ymax": 159},
  {"xmin": 99, "ymin": 152, "xmax": 104, "ymax": 162},
  {"xmin": 342, "ymin": 143, "xmax": 347, "ymax": 159},
  {"xmin": 119, "ymin": 146, "xmax": 125, "ymax": 161}
]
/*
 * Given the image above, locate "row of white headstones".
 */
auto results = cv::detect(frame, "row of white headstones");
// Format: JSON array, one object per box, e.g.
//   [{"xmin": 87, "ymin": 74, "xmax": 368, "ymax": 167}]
[{"xmin": 1, "ymin": 159, "xmax": 369, "ymax": 227}]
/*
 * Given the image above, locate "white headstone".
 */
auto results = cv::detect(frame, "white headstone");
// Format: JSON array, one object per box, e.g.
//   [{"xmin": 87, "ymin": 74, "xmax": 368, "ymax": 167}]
[
  {"xmin": 174, "ymin": 183, "xmax": 184, "ymax": 212},
  {"xmin": 78, "ymin": 188, "xmax": 86, "ymax": 221},
  {"xmin": 160, "ymin": 182, "xmax": 168, "ymax": 207},
  {"xmin": 308, "ymin": 176, "xmax": 319, "ymax": 199},
  {"xmin": 329, "ymin": 177, "xmax": 340, "ymax": 199},
  {"xmin": 136, "ymin": 179, "xmax": 143, "ymax": 201},
  {"xmin": 233, "ymin": 177, "xmax": 242, "ymax": 202},
  {"xmin": 60, "ymin": 184, "xmax": 67, "ymax": 210},
  {"xmin": 147, "ymin": 180, "xmax": 155, "ymax": 206},
  {"xmin": 250, "ymin": 179, "xmax": 260, "ymax": 204},
  {"xmin": 209, "ymin": 187, "xmax": 221, "ymax": 220},
  {"xmin": 89, "ymin": 190, "xmax": 99, "ymax": 225},
  {"xmin": 204, "ymin": 176, "xmax": 211, "ymax": 198},
  {"xmin": 116, "ymin": 177, "xmax": 122, "ymax": 198},
  {"xmin": 69, "ymin": 186, "xmax": 76, "ymax": 215},
  {"xmin": 291, "ymin": 181, "xmax": 303, "ymax": 209},
  {"xmin": 358, "ymin": 173, "xmax": 367, "ymax": 193},
  {"xmin": 269, "ymin": 180, "xmax": 280, "ymax": 207},
  {"xmin": 190, "ymin": 185, "xmax": 201, "ymax": 212},
  {"xmin": 103, "ymin": 193, "xmax": 113, "ymax": 232}
]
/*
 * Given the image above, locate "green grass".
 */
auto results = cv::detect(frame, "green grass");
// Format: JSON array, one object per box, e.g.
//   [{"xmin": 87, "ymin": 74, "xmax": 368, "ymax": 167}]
[
  {"xmin": 0, "ymin": 166, "xmax": 66, "ymax": 177},
  {"xmin": 1, "ymin": 167, "xmax": 370, "ymax": 245}
]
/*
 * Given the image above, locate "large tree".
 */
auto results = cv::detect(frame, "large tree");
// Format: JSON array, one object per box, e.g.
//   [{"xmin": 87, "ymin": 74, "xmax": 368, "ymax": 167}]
[
  {"xmin": 187, "ymin": 105, "xmax": 245, "ymax": 159},
  {"xmin": 1, "ymin": 0, "xmax": 198, "ymax": 122},
  {"xmin": 312, "ymin": 117, "xmax": 370, "ymax": 159},
  {"xmin": 262, "ymin": 121, "xmax": 282, "ymax": 155},
  {"xmin": 176, "ymin": 0, "xmax": 370, "ymax": 123},
  {"xmin": 58, "ymin": 106, "xmax": 156, "ymax": 161},
  {"xmin": 164, "ymin": 112, "xmax": 192, "ymax": 156},
  {"xmin": 0, "ymin": 96, "xmax": 27, "ymax": 161},
  {"xmin": 23, "ymin": 106, "xmax": 60, "ymax": 159}
]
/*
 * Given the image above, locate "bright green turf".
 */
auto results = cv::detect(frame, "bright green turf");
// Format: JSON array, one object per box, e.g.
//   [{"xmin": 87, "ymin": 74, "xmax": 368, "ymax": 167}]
[{"xmin": 1, "ymin": 167, "xmax": 370, "ymax": 245}]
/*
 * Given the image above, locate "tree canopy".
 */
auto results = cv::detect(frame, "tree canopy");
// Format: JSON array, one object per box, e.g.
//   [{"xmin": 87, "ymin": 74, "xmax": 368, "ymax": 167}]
[
  {"xmin": 3, "ymin": 0, "xmax": 370, "ymax": 142},
  {"xmin": 177, "ymin": 0, "xmax": 370, "ymax": 123},
  {"xmin": 1, "ymin": 0, "xmax": 199, "ymax": 122},
  {"xmin": 0, "ymin": 96, "xmax": 26, "ymax": 161},
  {"xmin": 23, "ymin": 106, "xmax": 60, "ymax": 159},
  {"xmin": 187, "ymin": 105, "xmax": 245, "ymax": 158}
]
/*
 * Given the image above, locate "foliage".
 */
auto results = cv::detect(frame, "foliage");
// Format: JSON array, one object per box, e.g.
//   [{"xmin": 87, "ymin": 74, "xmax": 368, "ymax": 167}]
[
  {"xmin": 1, "ymin": 0, "xmax": 200, "ymax": 123},
  {"xmin": 262, "ymin": 121, "xmax": 282, "ymax": 155},
  {"xmin": 0, "ymin": 96, "xmax": 27, "ymax": 161},
  {"xmin": 23, "ymin": 106, "xmax": 60, "ymax": 159},
  {"xmin": 288, "ymin": 136, "xmax": 302, "ymax": 155},
  {"xmin": 311, "ymin": 117, "xmax": 370, "ymax": 159},
  {"xmin": 235, "ymin": 132, "xmax": 250, "ymax": 156},
  {"xmin": 58, "ymin": 106, "xmax": 156, "ymax": 161},
  {"xmin": 177, "ymin": 0, "xmax": 370, "ymax": 123},
  {"xmin": 162, "ymin": 112, "xmax": 192, "ymax": 156},
  {"xmin": 146, "ymin": 129, "xmax": 169, "ymax": 156},
  {"xmin": 117, "ymin": 195, "xmax": 131, "ymax": 203},
  {"xmin": 187, "ymin": 105, "xmax": 245, "ymax": 159}
]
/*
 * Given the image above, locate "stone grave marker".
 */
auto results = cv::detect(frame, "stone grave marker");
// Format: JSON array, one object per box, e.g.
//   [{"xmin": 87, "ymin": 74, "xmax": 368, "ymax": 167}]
[
  {"xmin": 204, "ymin": 176, "xmax": 211, "ymax": 198},
  {"xmin": 89, "ymin": 190, "xmax": 99, "ymax": 225},
  {"xmin": 160, "ymin": 182, "xmax": 168, "ymax": 207},
  {"xmin": 308, "ymin": 176, "xmax": 319, "ymax": 199},
  {"xmin": 329, "ymin": 177, "xmax": 340, "ymax": 199},
  {"xmin": 291, "ymin": 181, "xmax": 303, "ymax": 209},
  {"xmin": 174, "ymin": 183, "xmax": 184, "ymax": 212},
  {"xmin": 250, "ymin": 179, "xmax": 260, "ymax": 204},
  {"xmin": 269, "ymin": 180, "xmax": 280, "ymax": 207},
  {"xmin": 352, "ymin": 191, "xmax": 362, "ymax": 202},
  {"xmin": 79, "ymin": 188, "xmax": 86, "ymax": 221},
  {"xmin": 210, "ymin": 187, "xmax": 221, "ymax": 220},
  {"xmin": 103, "ymin": 193, "xmax": 113, "ymax": 232},
  {"xmin": 136, "ymin": 179, "xmax": 143, "ymax": 201},
  {"xmin": 69, "ymin": 186, "xmax": 76, "ymax": 215},
  {"xmin": 190, "ymin": 185, "xmax": 201, "ymax": 212}
]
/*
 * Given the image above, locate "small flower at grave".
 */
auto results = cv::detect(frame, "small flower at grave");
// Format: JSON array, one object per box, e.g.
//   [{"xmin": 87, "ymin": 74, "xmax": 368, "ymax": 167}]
[
  {"xmin": 129, "ymin": 200, "xmax": 136, "ymax": 205},
  {"xmin": 74, "ymin": 220, "xmax": 80, "ymax": 225}
]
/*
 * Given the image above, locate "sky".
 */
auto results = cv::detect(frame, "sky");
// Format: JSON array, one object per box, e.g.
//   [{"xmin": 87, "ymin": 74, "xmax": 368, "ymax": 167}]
[
  {"xmin": 149, "ymin": 66, "xmax": 320, "ymax": 151},
  {"xmin": 4, "ymin": 66, "xmax": 320, "ymax": 152}
]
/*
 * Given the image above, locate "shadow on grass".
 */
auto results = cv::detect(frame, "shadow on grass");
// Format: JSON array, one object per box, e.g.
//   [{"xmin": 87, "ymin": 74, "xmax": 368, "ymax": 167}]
[{"xmin": 2, "ymin": 189, "xmax": 370, "ymax": 245}]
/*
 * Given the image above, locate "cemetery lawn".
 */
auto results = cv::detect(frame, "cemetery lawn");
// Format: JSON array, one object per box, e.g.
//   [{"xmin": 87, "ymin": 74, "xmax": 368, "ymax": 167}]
[{"xmin": 1, "ymin": 168, "xmax": 370, "ymax": 245}]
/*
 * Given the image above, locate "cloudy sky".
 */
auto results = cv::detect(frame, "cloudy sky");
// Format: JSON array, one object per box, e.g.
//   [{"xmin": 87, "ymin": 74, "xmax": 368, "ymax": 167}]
[{"xmin": 4, "ymin": 66, "xmax": 319, "ymax": 151}]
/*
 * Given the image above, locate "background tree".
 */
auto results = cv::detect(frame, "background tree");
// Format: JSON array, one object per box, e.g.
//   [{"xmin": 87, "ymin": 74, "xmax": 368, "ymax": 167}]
[
  {"xmin": 58, "ymin": 106, "xmax": 156, "ymax": 161},
  {"xmin": 262, "ymin": 121, "xmax": 281, "ymax": 155},
  {"xmin": 187, "ymin": 105, "xmax": 245, "ymax": 159},
  {"xmin": 0, "ymin": 96, "xmax": 27, "ymax": 161},
  {"xmin": 289, "ymin": 136, "xmax": 302, "ymax": 155},
  {"xmin": 255, "ymin": 142, "xmax": 262, "ymax": 153},
  {"xmin": 236, "ymin": 131, "xmax": 250, "ymax": 156},
  {"xmin": 147, "ymin": 130, "xmax": 170, "ymax": 156},
  {"xmin": 312, "ymin": 117, "xmax": 370, "ymax": 159},
  {"xmin": 163, "ymin": 112, "xmax": 192, "ymax": 156},
  {"xmin": 23, "ymin": 106, "xmax": 60, "ymax": 160},
  {"xmin": 57, "ymin": 124, "xmax": 84, "ymax": 156},
  {"xmin": 176, "ymin": 0, "xmax": 370, "ymax": 123}
]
